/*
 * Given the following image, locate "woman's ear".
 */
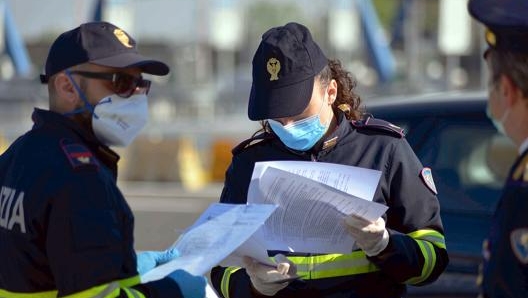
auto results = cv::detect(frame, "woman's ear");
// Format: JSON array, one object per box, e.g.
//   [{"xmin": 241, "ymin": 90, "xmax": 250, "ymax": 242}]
[{"xmin": 327, "ymin": 79, "xmax": 338, "ymax": 104}]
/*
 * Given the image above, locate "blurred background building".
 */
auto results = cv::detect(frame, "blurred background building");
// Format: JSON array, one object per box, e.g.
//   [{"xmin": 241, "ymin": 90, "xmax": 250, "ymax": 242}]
[{"xmin": 0, "ymin": 0, "xmax": 487, "ymax": 189}]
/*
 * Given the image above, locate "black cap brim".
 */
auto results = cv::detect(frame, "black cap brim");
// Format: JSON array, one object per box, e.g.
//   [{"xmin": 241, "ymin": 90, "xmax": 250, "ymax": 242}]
[
  {"xmin": 468, "ymin": 0, "xmax": 528, "ymax": 27},
  {"xmin": 91, "ymin": 52, "xmax": 169, "ymax": 76},
  {"xmin": 248, "ymin": 76, "xmax": 314, "ymax": 121}
]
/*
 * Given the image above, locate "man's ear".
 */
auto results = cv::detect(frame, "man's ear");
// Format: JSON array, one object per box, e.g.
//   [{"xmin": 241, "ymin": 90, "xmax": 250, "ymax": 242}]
[
  {"xmin": 53, "ymin": 73, "xmax": 79, "ymax": 106},
  {"xmin": 499, "ymin": 74, "xmax": 521, "ymax": 108}
]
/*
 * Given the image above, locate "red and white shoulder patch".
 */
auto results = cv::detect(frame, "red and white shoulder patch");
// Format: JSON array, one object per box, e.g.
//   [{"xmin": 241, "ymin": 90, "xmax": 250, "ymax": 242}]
[{"xmin": 420, "ymin": 167, "xmax": 437, "ymax": 195}]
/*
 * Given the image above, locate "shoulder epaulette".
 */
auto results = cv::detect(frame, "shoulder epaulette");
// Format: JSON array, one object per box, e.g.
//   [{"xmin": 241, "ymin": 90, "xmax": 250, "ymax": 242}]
[
  {"xmin": 232, "ymin": 132, "xmax": 275, "ymax": 155},
  {"xmin": 512, "ymin": 153, "xmax": 528, "ymax": 182},
  {"xmin": 60, "ymin": 138, "xmax": 100, "ymax": 171},
  {"xmin": 351, "ymin": 117, "xmax": 404, "ymax": 138}
]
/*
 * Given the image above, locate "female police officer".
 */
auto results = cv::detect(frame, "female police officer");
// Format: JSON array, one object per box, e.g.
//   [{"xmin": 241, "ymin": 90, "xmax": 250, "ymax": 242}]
[{"xmin": 210, "ymin": 22, "xmax": 448, "ymax": 298}]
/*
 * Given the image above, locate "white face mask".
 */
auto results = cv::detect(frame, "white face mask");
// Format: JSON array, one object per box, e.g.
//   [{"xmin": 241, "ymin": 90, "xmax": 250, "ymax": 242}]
[
  {"xmin": 486, "ymin": 103, "xmax": 510, "ymax": 136},
  {"xmin": 92, "ymin": 93, "xmax": 149, "ymax": 147}
]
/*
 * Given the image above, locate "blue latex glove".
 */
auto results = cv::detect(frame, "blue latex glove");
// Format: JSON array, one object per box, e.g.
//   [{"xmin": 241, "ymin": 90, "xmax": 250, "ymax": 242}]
[
  {"xmin": 136, "ymin": 247, "xmax": 180, "ymax": 275},
  {"xmin": 168, "ymin": 269, "xmax": 207, "ymax": 298}
]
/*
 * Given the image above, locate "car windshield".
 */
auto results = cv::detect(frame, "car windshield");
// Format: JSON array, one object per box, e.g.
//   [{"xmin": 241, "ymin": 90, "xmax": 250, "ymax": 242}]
[
  {"xmin": 372, "ymin": 100, "xmax": 518, "ymax": 261},
  {"xmin": 429, "ymin": 123, "xmax": 514, "ymax": 213},
  {"xmin": 394, "ymin": 118, "xmax": 516, "ymax": 214}
]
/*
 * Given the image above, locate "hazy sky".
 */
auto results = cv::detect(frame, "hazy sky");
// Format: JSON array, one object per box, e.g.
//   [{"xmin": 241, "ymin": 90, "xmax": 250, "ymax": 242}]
[
  {"xmin": 8, "ymin": 0, "xmax": 324, "ymax": 44},
  {"xmin": 10, "ymin": 0, "xmax": 197, "ymax": 43}
]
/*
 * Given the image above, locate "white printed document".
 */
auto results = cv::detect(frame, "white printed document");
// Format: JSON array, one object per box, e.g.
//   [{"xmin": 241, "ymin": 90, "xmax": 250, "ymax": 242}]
[
  {"xmin": 250, "ymin": 160, "xmax": 382, "ymax": 201},
  {"xmin": 141, "ymin": 203, "xmax": 277, "ymax": 283},
  {"xmin": 248, "ymin": 161, "xmax": 388, "ymax": 254}
]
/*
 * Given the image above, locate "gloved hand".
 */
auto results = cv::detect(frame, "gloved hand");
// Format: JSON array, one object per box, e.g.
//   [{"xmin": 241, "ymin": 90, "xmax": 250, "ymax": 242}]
[
  {"xmin": 136, "ymin": 247, "xmax": 180, "ymax": 275},
  {"xmin": 344, "ymin": 215, "xmax": 390, "ymax": 256},
  {"xmin": 167, "ymin": 269, "xmax": 207, "ymax": 298},
  {"xmin": 243, "ymin": 254, "xmax": 296, "ymax": 296}
]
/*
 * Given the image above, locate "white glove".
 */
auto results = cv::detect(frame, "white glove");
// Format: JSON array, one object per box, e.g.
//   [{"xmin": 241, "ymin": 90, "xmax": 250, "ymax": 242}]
[
  {"xmin": 243, "ymin": 254, "xmax": 296, "ymax": 296},
  {"xmin": 344, "ymin": 215, "xmax": 389, "ymax": 256}
]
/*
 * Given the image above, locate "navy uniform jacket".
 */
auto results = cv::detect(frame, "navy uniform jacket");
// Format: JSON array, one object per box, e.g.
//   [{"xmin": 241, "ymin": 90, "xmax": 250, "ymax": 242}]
[
  {"xmin": 0, "ymin": 109, "xmax": 182, "ymax": 297},
  {"xmin": 210, "ymin": 112, "xmax": 449, "ymax": 298},
  {"xmin": 480, "ymin": 148, "xmax": 528, "ymax": 297}
]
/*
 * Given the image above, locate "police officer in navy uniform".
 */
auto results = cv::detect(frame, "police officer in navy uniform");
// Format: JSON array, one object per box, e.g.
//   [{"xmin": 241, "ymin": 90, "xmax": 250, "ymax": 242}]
[
  {"xmin": 0, "ymin": 22, "xmax": 206, "ymax": 297},
  {"xmin": 468, "ymin": 0, "xmax": 528, "ymax": 296},
  {"xmin": 210, "ymin": 22, "xmax": 448, "ymax": 298}
]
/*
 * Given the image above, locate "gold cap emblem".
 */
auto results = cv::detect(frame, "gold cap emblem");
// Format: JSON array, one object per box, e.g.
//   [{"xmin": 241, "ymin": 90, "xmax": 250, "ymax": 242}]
[
  {"xmin": 113, "ymin": 28, "xmax": 133, "ymax": 48},
  {"xmin": 267, "ymin": 58, "xmax": 280, "ymax": 81},
  {"xmin": 485, "ymin": 28, "xmax": 496, "ymax": 47}
]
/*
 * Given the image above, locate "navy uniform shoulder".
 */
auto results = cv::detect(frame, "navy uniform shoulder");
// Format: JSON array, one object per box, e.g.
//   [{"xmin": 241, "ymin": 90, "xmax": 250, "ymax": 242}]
[
  {"xmin": 59, "ymin": 138, "xmax": 100, "ymax": 171},
  {"xmin": 232, "ymin": 132, "xmax": 275, "ymax": 155},
  {"xmin": 351, "ymin": 117, "xmax": 404, "ymax": 138},
  {"xmin": 23, "ymin": 129, "xmax": 100, "ymax": 172}
]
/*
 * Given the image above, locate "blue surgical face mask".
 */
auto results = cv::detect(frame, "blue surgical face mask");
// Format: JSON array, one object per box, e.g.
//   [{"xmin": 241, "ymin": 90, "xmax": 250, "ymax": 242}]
[
  {"xmin": 268, "ymin": 96, "xmax": 330, "ymax": 151},
  {"xmin": 486, "ymin": 104, "xmax": 509, "ymax": 135}
]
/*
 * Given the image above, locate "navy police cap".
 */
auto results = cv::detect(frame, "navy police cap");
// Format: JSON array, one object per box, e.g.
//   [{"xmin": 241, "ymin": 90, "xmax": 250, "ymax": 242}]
[
  {"xmin": 248, "ymin": 22, "xmax": 328, "ymax": 121},
  {"xmin": 40, "ymin": 21, "xmax": 169, "ymax": 83},
  {"xmin": 468, "ymin": 0, "xmax": 528, "ymax": 52}
]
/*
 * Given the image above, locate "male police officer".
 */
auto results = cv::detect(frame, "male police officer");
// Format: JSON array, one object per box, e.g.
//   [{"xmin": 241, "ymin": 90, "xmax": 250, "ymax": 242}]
[
  {"xmin": 0, "ymin": 21, "xmax": 206, "ymax": 297},
  {"xmin": 468, "ymin": 0, "xmax": 528, "ymax": 296}
]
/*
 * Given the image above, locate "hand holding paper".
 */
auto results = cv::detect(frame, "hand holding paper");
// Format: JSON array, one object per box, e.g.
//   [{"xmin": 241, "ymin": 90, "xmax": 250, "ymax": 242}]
[
  {"xmin": 136, "ymin": 247, "xmax": 180, "ymax": 275},
  {"xmin": 248, "ymin": 162, "xmax": 388, "ymax": 254},
  {"xmin": 344, "ymin": 215, "xmax": 389, "ymax": 256},
  {"xmin": 243, "ymin": 254, "xmax": 297, "ymax": 296}
]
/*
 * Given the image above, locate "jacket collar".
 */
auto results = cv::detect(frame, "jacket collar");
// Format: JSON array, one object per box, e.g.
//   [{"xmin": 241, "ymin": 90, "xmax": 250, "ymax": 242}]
[
  {"xmin": 311, "ymin": 110, "xmax": 350, "ymax": 154},
  {"xmin": 32, "ymin": 108, "xmax": 120, "ymax": 174}
]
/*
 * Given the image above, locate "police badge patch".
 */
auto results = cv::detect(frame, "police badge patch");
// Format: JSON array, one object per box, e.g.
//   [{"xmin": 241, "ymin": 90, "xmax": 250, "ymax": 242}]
[
  {"xmin": 510, "ymin": 228, "xmax": 528, "ymax": 264},
  {"xmin": 420, "ymin": 167, "xmax": 438, "ymax": 194},
  {"xmin": 60, "ymin": 139, "xmax": 99, "ymax": 171}
]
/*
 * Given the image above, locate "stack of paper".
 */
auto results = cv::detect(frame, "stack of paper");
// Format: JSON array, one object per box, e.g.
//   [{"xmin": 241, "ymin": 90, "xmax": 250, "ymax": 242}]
[
  {"xmin": 247, "ymin": 161, "xmax": 388, "ymax": 254},
  {"xmin": 140, "ymin": 160, "xmax": 388, "ymax": 296}
]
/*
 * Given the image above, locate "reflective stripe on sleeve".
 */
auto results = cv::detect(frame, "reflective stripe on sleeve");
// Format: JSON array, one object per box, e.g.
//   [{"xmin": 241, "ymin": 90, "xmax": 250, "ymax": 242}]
[
  {"xmin": 122, "ymin": 287, "xmax": 146, "ymax": 298},
  {"xmin": 64, "ymin": 275, "xmax": 141, "ymax": 298},
  {"xmin": 0, "ymin": 275, "xmax": 141, "ymax": 298},
  {"xmin": 404, "ymin": 240, "xmax": 436, "ymax": 284},
  {"xmin": 407, "ymin": 229, "xmax": 446, "ymax": 249},
  {"xmin": 220, "ymin": 267, "xmax": 241, "ymax": 298},
  {"xmin": 405, "ymin": 229, "xmax": 445, "ymax": 284},
  {"xmin": 0, "ymin": 289, "xmax": 58, "ymax": 298},
  {"xmin": 287, "ymin": 251, "xmax": 379, "ymax": 279}
]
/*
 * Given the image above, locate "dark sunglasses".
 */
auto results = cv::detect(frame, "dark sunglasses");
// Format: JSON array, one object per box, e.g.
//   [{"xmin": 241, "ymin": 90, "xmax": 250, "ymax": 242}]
[{"xmin": 69, "ymin": 70, "xmax": 151, "ymax": 98}]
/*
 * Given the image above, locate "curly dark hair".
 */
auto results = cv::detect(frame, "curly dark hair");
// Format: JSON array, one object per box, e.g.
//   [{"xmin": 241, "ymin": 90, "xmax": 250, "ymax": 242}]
[
  {"xmin": 256, "ymin": 59, "xmax": 363, "ymax": 135},
  {"xmin": 318, "ymin": 59, "xmax": 363, "ymax": 120}
]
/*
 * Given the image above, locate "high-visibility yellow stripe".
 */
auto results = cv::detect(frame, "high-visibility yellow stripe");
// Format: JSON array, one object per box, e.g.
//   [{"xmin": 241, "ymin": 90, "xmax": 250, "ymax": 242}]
[
  {"xmin": 217, "ymin": 229, "xmax": 445, "ymax": 295},
  {"xmin": 0, "ymin": 275, "xmax": 142, "ymax": 298},
  {"xmin": 407, "ymin": 229, "xmax": 446, "ymax": 249},
  {"xmin": 403, "ymin": 229, "xmax": 445, "ymax": 284},
  {"xmin": 405, "ymin": 240, "xmax": 436, "ymax": 284},
  {"xmin": 221, "ymin": 267, "xmax": 241, "ymax": 298},
  {"xmin": 287, "ymin": 251, "xmax": 379, "ymax": 279},
  {"xmin": 117, "ymin": 276, "xmax": 142, "ymax": 289},
  {"xmin": 64, "ymin": 276, "xmax": 141, "ymax": 298},
  {"xmin": 0, "ymin": 289, "xmax": 58, "ymax": 298},
  {"xmin": 122, "ymin": 287, "xmax": 145, "ymax": 298}
]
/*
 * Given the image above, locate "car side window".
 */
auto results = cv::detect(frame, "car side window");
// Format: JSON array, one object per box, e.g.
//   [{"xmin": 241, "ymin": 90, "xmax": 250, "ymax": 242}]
[{"xmin": 422, "ymin": 121, "xmax": 515, "ymax": 214}]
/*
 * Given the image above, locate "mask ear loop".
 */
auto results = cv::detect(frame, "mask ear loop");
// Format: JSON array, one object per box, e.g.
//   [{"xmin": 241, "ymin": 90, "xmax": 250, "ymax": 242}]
[{"xmin": 63, "ymin": 70, "xmax": 99, "ymax": 119}]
